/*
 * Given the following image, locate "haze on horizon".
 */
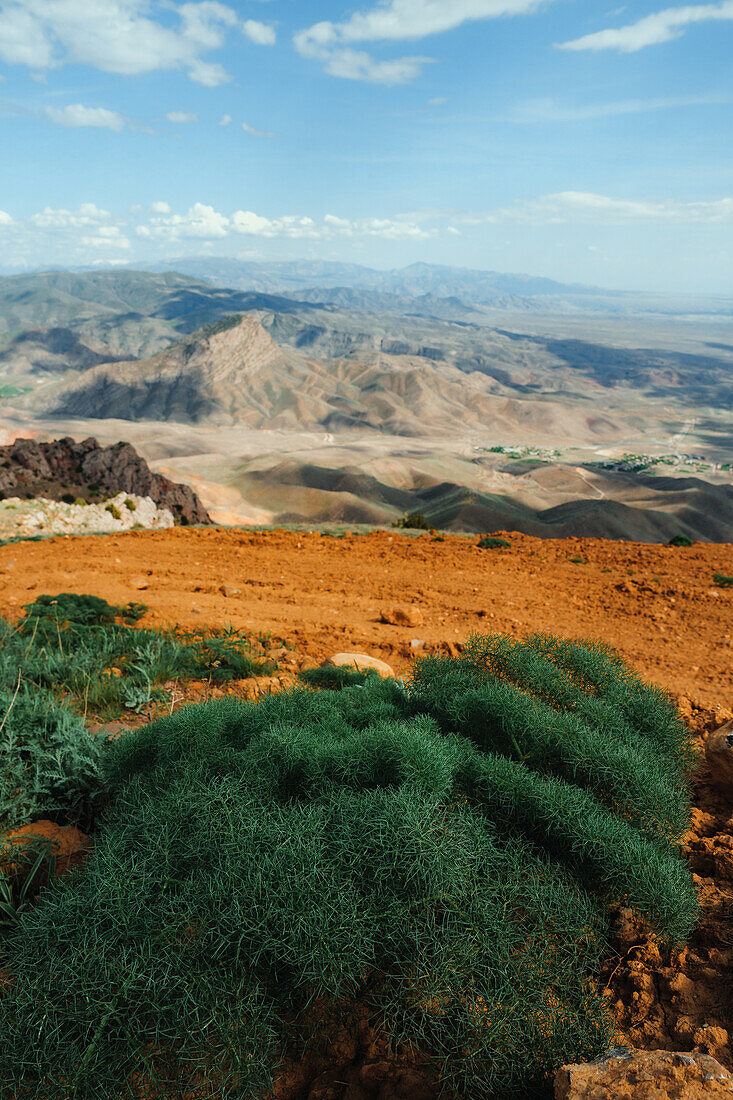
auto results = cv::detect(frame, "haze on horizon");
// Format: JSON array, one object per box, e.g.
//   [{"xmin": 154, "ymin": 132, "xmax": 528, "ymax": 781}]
[{"xmin": 0, "ymin": 0, "xmax": 731, "ymax": 295}]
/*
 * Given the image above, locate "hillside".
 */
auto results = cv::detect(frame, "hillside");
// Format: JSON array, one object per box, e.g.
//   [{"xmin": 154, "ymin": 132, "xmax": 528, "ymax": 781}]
[{"xmin": 29, "ymin": 313, "xmax": 638, "ymax": 440}]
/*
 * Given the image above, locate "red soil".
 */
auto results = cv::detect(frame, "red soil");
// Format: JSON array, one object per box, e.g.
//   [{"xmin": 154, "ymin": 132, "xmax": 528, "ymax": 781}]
[{"xmin": 0, "ymin": 526, "xmax": 730, "ymax": 708}]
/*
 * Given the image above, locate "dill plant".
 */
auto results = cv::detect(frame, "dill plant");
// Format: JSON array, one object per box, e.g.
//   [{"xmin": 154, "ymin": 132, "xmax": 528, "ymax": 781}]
[{"xmin": 0, "ymin": 633, "xmax": 697, "ymax": 1100}]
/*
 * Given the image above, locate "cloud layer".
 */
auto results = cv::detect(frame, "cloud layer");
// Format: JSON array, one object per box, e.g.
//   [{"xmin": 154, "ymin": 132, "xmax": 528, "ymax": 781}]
[{"xmin": 559, "ymin": 1, "xmax": 733, "ymax": 53}]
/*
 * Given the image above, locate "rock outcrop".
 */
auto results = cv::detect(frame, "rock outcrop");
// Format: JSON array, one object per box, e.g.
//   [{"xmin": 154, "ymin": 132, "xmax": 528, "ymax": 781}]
[
  {"xmin": 555, "ymin": 1048, "xmax": 733, "ymax": 1099},
  {"xmin": 0, "ymin": 436, "xmax": 211, "ymax": 525}
]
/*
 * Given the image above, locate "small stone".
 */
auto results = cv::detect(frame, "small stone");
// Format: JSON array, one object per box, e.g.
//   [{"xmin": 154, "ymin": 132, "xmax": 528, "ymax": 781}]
[
  {"xmin": 322, "ymin": 653, "xmax": 395, "ymax": 678},
  {"xmin": 131, "ymin": 577, "xmax": 149, "ymax": 591},
  {"xmin": 410, "ymin": 638, "xmax": 425, "ymax": 650},
  {"xmin": 219, "ymin": 585, "xmax": 241, "ymax": 598},
  {"xmin": 380, "ymin": 605, "xmax": 424, "ymax": 628},
  {"xmin": 705, "ymin": 718, "xmax": 733, "ymax": 795}
]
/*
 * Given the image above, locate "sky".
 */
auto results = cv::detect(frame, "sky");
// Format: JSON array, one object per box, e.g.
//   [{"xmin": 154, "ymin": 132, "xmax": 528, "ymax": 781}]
[{"xmin": 0, "ymin": 0, "xmax": 732, "ymax": 293}]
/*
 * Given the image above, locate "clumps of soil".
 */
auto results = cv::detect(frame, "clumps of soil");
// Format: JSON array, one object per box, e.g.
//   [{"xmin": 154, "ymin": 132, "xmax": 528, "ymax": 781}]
[{"xmin": 605, "ymin": 698, "xmax": 733, "ymax": 1071}]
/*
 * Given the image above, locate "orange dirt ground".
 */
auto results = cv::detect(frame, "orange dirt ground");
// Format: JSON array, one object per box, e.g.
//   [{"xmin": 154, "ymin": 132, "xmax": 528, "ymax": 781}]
[
  {"xmin": 1, "ymin": 525, "xmax": 732, "ymax": 1084},
  {"xmin": 0, "ymin": 526, "xmax": 730, "ymax": 708}
]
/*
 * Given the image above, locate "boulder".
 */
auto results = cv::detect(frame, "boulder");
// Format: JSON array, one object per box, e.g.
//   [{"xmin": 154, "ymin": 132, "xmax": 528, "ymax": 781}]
[
  {"xmin": 380, "ymin": 605, "xmax": 424, "ymax": 628},
  {"xmin": 555, "ymin": 1047, "xmax": 733, "ymax": 1099},
  {"xmin": 705, "ymin": 718, "xmax": 733, "ymax": 795},
  {"xmin": 322, "ymin": 653, "xmax": 395, "ymax": 678}
]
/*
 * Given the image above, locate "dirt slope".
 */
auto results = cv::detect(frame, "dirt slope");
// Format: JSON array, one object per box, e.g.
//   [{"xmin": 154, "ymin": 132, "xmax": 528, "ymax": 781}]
[{"xmin": 0, "ymin": 526, "xmax": 730, "ymax": 708}]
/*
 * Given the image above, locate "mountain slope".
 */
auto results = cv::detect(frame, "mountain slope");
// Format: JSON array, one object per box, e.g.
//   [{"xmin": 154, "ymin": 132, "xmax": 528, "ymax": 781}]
[{"xmin": 30, "ymin": 313, "xmax": 645, "ymax": 442}]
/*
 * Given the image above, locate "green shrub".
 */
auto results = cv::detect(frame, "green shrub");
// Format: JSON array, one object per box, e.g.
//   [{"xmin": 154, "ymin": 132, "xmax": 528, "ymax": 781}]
[
  {"xmin": 104, "ymin": 503, "xmax": 122, "ymax": 521},
  {"xmin": 713, "ymin": 573, "xmax": 733, "ymax": 588},
  {"xmin": 668, "ymin": 534, "xmax": 693, "ymax": 547},
  {"xmin": 123, "ymin": 499, "xmax": 137, "ymax": 512},
  {"xmin": 395, "ymin": 512, "xmax": 432, "ymax": 531},
  {"xmin": 74, "ymin": 497, "xmax": 87, "ymax": 507},
  {"xmin": 477, "ymin": 537, "xmax": 510, "ymax": 550},
  {"xmin": 0, "ymin": 635, "xmax": 697, "ymax": 1100}
]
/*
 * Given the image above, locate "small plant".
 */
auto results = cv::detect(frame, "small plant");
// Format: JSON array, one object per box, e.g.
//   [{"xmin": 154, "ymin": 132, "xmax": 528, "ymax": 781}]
[
  {"xmin": 105, "ymin": 502, "xmax": 122, "ymax": 521},
  {"xmin": 477, "ymin": 536, "xmax": 510, "ymax": 550},
  {"xmin": 74, "ymin": 497, "xmax": 87, "ymax": 506},
  {"xmin": 713, "ymin": 573, "xmax": 733, "ymax": 588},
  {"xmin": 395, "ymin": 513, "xmax": 432, "ymax": 531},
  {"xmin": 668, "ymin": 534, "xmax": 694, "ymax": 547},
  {"xmin": 124, "ymin": 499, "xmax": 137, "ymax": 512},
  {"xmin": 0, "ymin": 835, "xmax": 57, "ymax": 934},
  {"xmin": 569, "ymin": 556, "xmax": 586, "ymax": 565}
]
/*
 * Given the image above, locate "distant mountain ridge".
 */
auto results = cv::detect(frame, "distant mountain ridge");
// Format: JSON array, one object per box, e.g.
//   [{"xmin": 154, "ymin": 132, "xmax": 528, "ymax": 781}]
[{"xmin": 139, "ymin": 257, "xmax": 608, "ymax": 301}]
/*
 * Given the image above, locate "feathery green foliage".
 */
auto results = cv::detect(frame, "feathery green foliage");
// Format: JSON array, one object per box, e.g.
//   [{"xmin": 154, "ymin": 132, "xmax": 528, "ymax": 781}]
[
  {"xmin": 0, "ymin": 632, "xmax": 696, "ymax": 1099},
  {"xmin": 0, "ymin": 593, "xmax": 276, "ymax": 830},
  {"xmin": 0, "ymin": 687, "xmax": 106, "ymax": 832},
  {"xmin": 0, "ymin": 594, "xmax": 275, "ymax": 720}
]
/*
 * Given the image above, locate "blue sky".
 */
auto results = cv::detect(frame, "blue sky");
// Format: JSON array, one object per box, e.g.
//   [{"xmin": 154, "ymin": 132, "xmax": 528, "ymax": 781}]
[{"xmin": 0, "ymin": 0, "xmax": 732, "ymax": 292}]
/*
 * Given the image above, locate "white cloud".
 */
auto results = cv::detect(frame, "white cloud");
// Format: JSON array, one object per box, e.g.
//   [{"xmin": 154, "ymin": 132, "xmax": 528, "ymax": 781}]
[
  {"xmin": 294, "ymin": 0, "xmax": 548, "ymax": 82},
  {"xmin": 326, "ymin": 47, "xmax": 430, "ymax": 84},
  {"xmin": 230, "ymin": 209, "xmax": 431, "ymax": 239},
  {"xmin": 558, "ymin": 1, "xmax": 733, "ymax": 52},
  {"xmin": 242, "ymin": 120, "xmax": 276, "ymax": 137},
  {"xmin": 46, "ymin": 103, "xmax": 128, "ymax": 130},
  {"xmin": 30, "ymin": 203, "xmax": 111, "ymax": 228},
  {"xmin": 134, "ymin": 204, "xmax": 433, "ymax": 241},
  {"xmin": 494, "ymin": 190, "xmax": 733, "ymax": 223},
  {"xmin": 150, "ymin": 200, "xmax": 171, "ymax": 214},
  {"xmin": 81, "ymin": 226, "xmax": 131, "ymax": 248},
  {"xmin": 166, "ymin": 110, "xmax": 198, "ymax": 123},
  {"xmin": 242, "ymin": 19, "xmax": 276, "ymax": 45},
  {"xmin": 147, "ymin": 201, "xmax": 231, "ymax": 238},
  {"xmin": 0, "ymin": 210, "xmax": 14, "ymax": 225},
  {"xmin": 511, "ymin": 94, "xmax": 731, "ymax": 122},
  {"xmin": 219, "ymin": 113, "xmax": 232, "ymax": 125},
  {"xmin": 0, "ymin": 0, "xmax": 242, "ymax": 84}
]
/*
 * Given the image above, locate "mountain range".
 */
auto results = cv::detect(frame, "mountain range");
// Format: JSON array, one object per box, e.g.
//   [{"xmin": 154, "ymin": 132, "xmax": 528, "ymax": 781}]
[{"xmin": 1, "ymin": 265, "xmax": 731, "ymax": 540}]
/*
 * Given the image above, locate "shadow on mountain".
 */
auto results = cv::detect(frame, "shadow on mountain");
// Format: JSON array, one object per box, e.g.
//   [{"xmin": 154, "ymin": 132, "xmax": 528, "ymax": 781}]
[{"xmin": 49, "ymin": 375, "xmax": 219, "ymax": 424}]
